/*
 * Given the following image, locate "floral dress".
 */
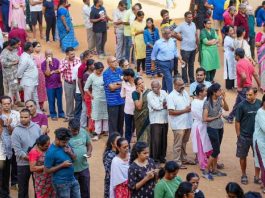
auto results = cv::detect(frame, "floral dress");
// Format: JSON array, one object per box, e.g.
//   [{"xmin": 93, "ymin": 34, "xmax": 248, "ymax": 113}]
[{"xmin": 103, "ymin": 150, "xmax": 116, "ymax": 198}]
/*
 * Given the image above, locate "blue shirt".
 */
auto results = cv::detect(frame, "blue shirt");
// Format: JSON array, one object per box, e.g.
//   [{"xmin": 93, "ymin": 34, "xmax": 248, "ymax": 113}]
[
  {"xmin": 208, "ymin": 0, "xmax": 225, "ymax": 20},
  {"xmin": 43, "ymin": 0, "xmax": 55, "ymax": 17},
  {"xmin": 256, "ymin": 8, "xmax": 265, "ymax": 27},
  {"xmin": 151, "ymin": 38, "xmax": 178, "ymax": 61},
  {"xmin": 103, "ymin": 67, "xmax": 125, "ymax": 106},
  {"xmin": 44, "ymin": 143, "xmax": 75, "ymax": 184}
]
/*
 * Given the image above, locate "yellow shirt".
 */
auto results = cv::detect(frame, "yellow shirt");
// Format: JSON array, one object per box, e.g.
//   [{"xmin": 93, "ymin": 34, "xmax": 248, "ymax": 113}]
[{"xmin": 123, "ymin": 9, "xmax": 135, "ymax": 36}]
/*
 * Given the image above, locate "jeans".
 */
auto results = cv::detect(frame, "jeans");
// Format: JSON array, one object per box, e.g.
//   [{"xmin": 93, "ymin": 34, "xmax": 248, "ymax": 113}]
[
  {"xmin": 44, "ymin": 15, "xmax": 56, "ymax": 41},
  {"xmin": 53, "ymin": 180, "xmax": 81, "ymax": 198},
  {"xmin": 47, "ymin": 87, "xmax": 65, "ymax": 118},
  {"xmin": 64, "ymin": 81, "xmax": 76, "ymax": 119},
  {"xmin": 124, "ymin": 113, "xmax": 134, "ymax": 145},
  {"xmin": 74, "ymin": 93, "xmax": 82, "ymax": 120},
  {"xmin": 207, "ymin": 127, "xmax": 223, "ymax": 158},
  {"xmin": 1, "ymin": 4, "xmax": 10, "ymax": 32},
  {"xmin": 95, "ymin": 31, "xmax": 107, "ymax": 55},
  {"xmin": 157, "ymin": 60, "xmax": 174, "ymax": 93},
  {"xmin": 181, "ymin": 50, "xmax": 196, "ymax": 83},
  {"xmin": 173, "ymin": 57, "xmax": 178, "ymax": 76},
  {"xmin": 107, "ymin": 104, "xmax": 124, "ymax": 136},
  {"xmin": 17, "ymin": 165, "xmax": 31, "ymax": 198},
  {"xmin": 0, "ymin": 158, "xmax": 11, "ymax": 198},
  {"xmin": 206, "ymin": 69, "xmax": 216, "ymax": 82},
  {"xmin": 80, "ymin": 101, "xmax": 87, "ymax": 128},
  {"xmin": 125, "ymin": 36, "xmax": 132, "ymax": 62},
  {"xmin": 74, "ymin": 168, "xmax": 90, "ymax": 198}
]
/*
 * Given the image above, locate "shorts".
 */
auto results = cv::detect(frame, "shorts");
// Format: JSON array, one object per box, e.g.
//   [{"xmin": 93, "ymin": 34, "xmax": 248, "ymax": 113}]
[
  {"xmin": 31, "ymin": 11, "xmax": 43, "ymax": 26},
  {"xmin": 213, "ymin": 20, "xmax": 224, "ymax": 30},
  {"xmin": 236, "ymin": 135, "xmax": 253, "ymax": 158},
  {"xmin": 194, "ymin": 14, "xmax": 205, "ymax": 30}
]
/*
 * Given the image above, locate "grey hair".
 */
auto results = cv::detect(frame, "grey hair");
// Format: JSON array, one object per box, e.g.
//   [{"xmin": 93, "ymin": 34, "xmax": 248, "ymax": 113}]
[
  {"xmin": 161, "ymin": 26, "xmax": 170, "ymax": 34},
  {"xmin": 239, "ymin": 3, "xmax": 246, "ymax": 9},
  {"xmin": 173, "ymin": 76, "xmax": 183, "ymax": 84},
  {"xmin": 229, "ymin": 6, "xmax": 236, "ymax": 12}
]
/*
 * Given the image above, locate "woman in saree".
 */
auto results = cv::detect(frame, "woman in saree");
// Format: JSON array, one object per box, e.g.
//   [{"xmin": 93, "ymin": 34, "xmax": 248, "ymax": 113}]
[
  {"xmin": 57, "ymin": 0, "xmax": 79, "ymax": 52},
  {"xmin": 253, "ymin": 95, "xmax": 265, "ymax": 194},
  {"xmin": 8, "ymin": 0, "xmax": 26, "ymax": 29},
  {"xmin": 200, "ymin": 19, "xmax": 221, "ymax": 82},
  {"xmin": 28, "ymin": 135, "xmax": 55, "ymax": 198},
  {"xmin": 132, "ymin": 77, "xmax": 151, "ymax": 143},
  {"xmin": 255, "ymin": 23, "xmax": 265, "ymax": 92}
]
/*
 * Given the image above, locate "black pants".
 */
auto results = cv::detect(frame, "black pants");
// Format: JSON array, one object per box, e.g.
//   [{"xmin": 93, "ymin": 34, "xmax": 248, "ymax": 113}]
[
  {"xmin": 150, "ymin": 124, "xmax": 168, "ymax": 163},
  {"xmin": 107, "ymin": 104, "xmax": 124, "ymax": 136},
  {"xmin": 0, "ymin": 69, "xmax": 4, "ymax": 96},
  {"xmin": 207, "ymin": 127, "xmax": 223, "ymax": 158},
  {"xmin": 173, "ymin": 57, "xmax": 178, "ymax": 77},
  {"xmin": 74, "ymin": 168, "xmax": 90, "ymax": 198},
  {"xmin": 181, "ymin": 50, "xmax": 196, "ymax": 83},
  {"xmin": 11, "ymin": 150, "xmax": 18, "ymax": 186},
  {"xmin": 45, "ymin": 15, "xmax": 56, "ymax": 42},
  {"xmin": 0, "ymin": 158, "xmax": 11, "ymax": 198},
  {"xmin": 249, "ymin": 36, "xmax": 255, "ymax": 60},
  {"xmin": 136, "ymin": 58, "xmax": 146, "ymax": 72},
  {"xmin": 17, "ymin": 165, "xmax": 31, "ymax": 198}
]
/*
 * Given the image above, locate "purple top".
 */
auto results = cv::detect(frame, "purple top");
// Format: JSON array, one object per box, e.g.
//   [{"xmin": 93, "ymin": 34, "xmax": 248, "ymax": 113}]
[
  {"xmin": 41, "ymin": 58, "xmax": 62, "ymax": 89},
  {"xmin": 31, "ymin": 113, "xmax": 48, "ymax": 127}
]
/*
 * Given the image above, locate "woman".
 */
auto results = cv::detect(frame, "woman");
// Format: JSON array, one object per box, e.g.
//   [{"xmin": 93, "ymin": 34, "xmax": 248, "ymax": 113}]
[
  {"xmin": 119, "ymin": 59, "xmax": 130, "ymax": 70},
  {"xmin": 131, "ymin": 11, "xmax": 146, "ymax": 75},
  {"xmin": 256, "ymin": 24, "xmax": 265, "ymax": 91},
  {"xmin": 191, "ymin": 84, "xmax": 212, "ymax": 171},
  {"xmin": 253, "ymin": 95, "xmax": 265, "ymax": 194},
  {"xmin": 28, "ymin": 135, "xmax": 55, "ymax": 198},
  {"xmin": 223, "ymin": 6, "xmax": 236, "ymax": 26},
  {"xmin": 132, "ymin": 77, "xmax": 151, "ymax": 142},
  {"xmin": 120, "ymin": 68, "xmax": 136, "ymax": 145},
  {"xmin": 175, "ymin": 182, "xmax": 194, "ymax": 198},
  {"xmin": 202, "ymin": 83, "xmax": 229, "ymax": 180},
  {"xmin": 128, "ymin": 141, "xmax": 156, "ymax": 197},
  {"xmin": 225, "ymin": 182, "xmax": 245, "ymax": 198},
  {"xmin": 32, "ymin": 41, "xmax": 47, "ymax": 111},
  {"xmin": 84, "ymin": 62, "xmax": 108, "ymax": 141},
  {"xmin": 43, "ymin": 0, "xmax": 56, "ymax": 42},
  {"xmin": 255, "ymin": 1, "xmax": 265, "ymax": 27},
  {"xmin": 110, "ymin": 138, "xmax": 130, "ymax": 198},
  {"xmin": 154, "ymin": 161, "xmax": 182, "ymax": 198},
  {"xmin": 57, "ymin": 0, "xmax": 79, "ymax": 52},
  {"xmin": 223, "ymin": 26, "xmax": 236, "ymax": 90},
  {"xmin": 8, "ymin": 0, "xmax": 26, "ymax": 29},
  {"xmin": 186, "ymin": 173, "xmax": 205, "ymax": 198},
  {"xmin": 143, "ymin": 18, "xmax": 160, "ymax": 77},
  {"xmin": 103, "ymin": 132, "xmax": 121, "ymax": 198},
  {"xmin": 199, "ymin": 19, "xmax": 220, "ymax": 82}
]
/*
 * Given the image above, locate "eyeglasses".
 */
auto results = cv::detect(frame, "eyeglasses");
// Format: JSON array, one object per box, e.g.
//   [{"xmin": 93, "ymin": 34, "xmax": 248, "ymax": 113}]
[{"xmin": 110, "ymin": 59, "xmax": 117, "ymax": 63}]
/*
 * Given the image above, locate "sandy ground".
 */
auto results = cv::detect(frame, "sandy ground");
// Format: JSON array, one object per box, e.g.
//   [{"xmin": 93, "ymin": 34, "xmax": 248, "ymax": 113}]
[{"xmin": 9, "ymin": 1, "xmax": 265, "ymax": 197}]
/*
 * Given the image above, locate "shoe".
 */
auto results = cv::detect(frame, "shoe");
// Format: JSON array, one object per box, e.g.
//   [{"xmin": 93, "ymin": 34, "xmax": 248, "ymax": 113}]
[
  {"xmin": 223, "ymin": 115, "xmax": 233, "ymax": 124},
  {"xmin": 241, "ymin": 175, "xmax": 248, "ymax": 185},
  {"xmin": 254, "ymin": 176, "xmax": 262, "ymax": 184},
  {"xmin": 99, "ymin": 54, "xmax": 104, "ymax": 59},
  {"xmin": 202, "ymin": 171, "xmax": 214, "ymax": 180},
  {"xmin": 211, "ymin": 170, "xmax": 227, "ymax": 177}
]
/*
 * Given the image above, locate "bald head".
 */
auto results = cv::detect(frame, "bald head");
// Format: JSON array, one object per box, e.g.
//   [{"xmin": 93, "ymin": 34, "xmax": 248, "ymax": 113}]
[
  {"xmin": 151, "ymin": 80, "xmax": 161, "ymax": 94},
  {"xmin": 45, "ymin": 49, "xmax": 53, "ymax": 57},
  {"xmin": 173, "ymin": 77, "xmax": 185, "ymax": 93},
  {"xmin": 107, "ymin": 56, "xmax": 117, "ymax": 69}
]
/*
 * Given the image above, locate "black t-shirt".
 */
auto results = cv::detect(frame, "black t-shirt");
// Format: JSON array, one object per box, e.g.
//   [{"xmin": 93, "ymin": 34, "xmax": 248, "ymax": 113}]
[
  {"xmin": 195, "ymin": 190, "xmax": 205, "ymax": 198},
  {"xmin": 43, "ymin": 0, "xmax": 55, "ymax": 17},
  {"xmin": 90, "ymin": 6, "xmax": 107, "ymax": 33},
  {"xmin": 235, "ymin": 99, "xmax": 262, "ymax": 138},
  {"xmin": 195, "ymin": 0, "xmax": 207, "ymax": 16}
]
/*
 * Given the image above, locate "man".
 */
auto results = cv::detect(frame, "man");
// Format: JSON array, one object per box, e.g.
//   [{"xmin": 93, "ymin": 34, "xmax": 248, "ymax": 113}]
[
  {"xmin": 193, "ymin": 0, "xmax": 208, "ymax": 33},
  {"xmin": 224, "ymin": 48, "xmax": 260, "ymax": 123},
  {"xmin": 0, "ymin": 96, "xmax": 20, "ymax": 197},
  {"xmin": 25, "ymin": 99, "xmax": 48, "ymax": 134},
  {"xmin": 0, "ymin": 38, "xmax": 23, "ymax": 106},
  {"xmin": 174, "ymin": 11, "xmax": 197, "ymax": 85},
  {"xmin": 60, "ymin": 47, "xmax": 81, "ymax": 122},
  {"xmin": 17, "ymin": 42, "xmax": 40, "ymax": 109},
  {"xmin": 90, "ymin": 0, "xmax": 112, "ymax": 59},
  {"xmin": 235, "ymin": 88, "xmax": 261, "ymax": 185},
  {"xmin": 82, "ymin": 0, "xmax": 96, "ymax": 53},
  {"xmin": 44, "ymin": 127, "xmax": 81, "ymax": 198},
  {"xmin": 151, "ymin": 27, "xmax": 184, "ymax": 93},
  {"xmin": 1, "ymin": 0, "xmax": 10, "ymax": 33},
  {"xmin": 69, "ymin": 119, "xmax": 92, "ymax": 198},
  {"xmin": 167, "ymin": 77, "xmax": 194, "ymax": 169},
  {"xmin": 147, "ymin": 80, "xmax": 168, "ymax": 164},
  {"xmin": 113, "ymin": 1, "xmax": 126, "ymax": 61},
  {"xmin": 29, "ymin": 0, "xmax": 43, "ymax": 40},
  {"xmin": 11, "ymin": 108, "xmax": 41, "ymax": 198},
  {"xmin": 189, "ymin": 67, "xmax": 212, "ymax": 96},
  {"xmin": 234, "ymin": 3, "xmax": 249, "ymax": 40},
  {"xmin": 123, "ymin": 3, "xmax": 141, "ymax": 63},
  {"xmin": 8, "ymin": 22, "xmax": 28, "ymax": 49},
  {"xmin": 207, "ymin": 0, "xmax": 226, "ymax": 34},
  {"xmin": 103, "ymin": 56, "xmax": 125, "ymax": 135}
]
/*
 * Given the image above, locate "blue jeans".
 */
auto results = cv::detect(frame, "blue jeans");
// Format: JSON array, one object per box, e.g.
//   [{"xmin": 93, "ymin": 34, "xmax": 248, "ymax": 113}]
[
  {"xmin": 157, "ymin": 60, "xmax": 174, "ymax": 93},
  {"xmin": 53, "ymin": 180, "xmax": 81, "ymax": 198},
  {"xmin": 124, "ymin": 113, "xmax": 134, "ymax": 145},
  {"xmin": 125, "ymin": 36, "xmax": 132, "ymax": 62},
  {"xmin": 74, "ymin": 168, "xmax": 90, "ymax": 198},
  {"xmin": 46, "ymin": 87, "xmax": 65, "ymax": 118},
  {"xmin": 74, "ymin": 93, "xmax": 82, "ymax": 120}
]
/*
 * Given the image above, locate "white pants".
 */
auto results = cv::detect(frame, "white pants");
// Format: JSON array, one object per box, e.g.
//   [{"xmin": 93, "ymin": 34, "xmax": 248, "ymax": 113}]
[
  {"xmin": 24, "ymin": 85, "xmax": 40, "ymax": 109},
  {"xmin": 94, "ymin": 119, "xmax": 108, "ymax": 135}
]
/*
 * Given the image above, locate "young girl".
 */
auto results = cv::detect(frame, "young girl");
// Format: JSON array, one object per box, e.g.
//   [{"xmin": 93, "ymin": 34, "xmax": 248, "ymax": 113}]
[
  {"xmin": 175, "ymin": 182, "xmax": 194, "ymax": 198},
  {"xmin": 186, "ymin": 172, "xmax": 205, "ymax": 198},
  {"xmin": 225, "ymin": 182, "xmax": 244, "ymax": 198}
]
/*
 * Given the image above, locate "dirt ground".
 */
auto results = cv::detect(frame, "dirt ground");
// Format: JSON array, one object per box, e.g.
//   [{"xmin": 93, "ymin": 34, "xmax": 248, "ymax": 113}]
[{"xmin": 9, "ymin": 1, "xmax": 265, "ymax": 197}]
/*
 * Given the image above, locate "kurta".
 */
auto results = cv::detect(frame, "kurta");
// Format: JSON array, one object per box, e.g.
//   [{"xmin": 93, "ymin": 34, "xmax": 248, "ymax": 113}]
[
  {"xmin": 8, "ymin": 0, "xmax": 26, "ymax": 29},
  {"xmin": 131, "ymin": 20, "xmax": 146, "ymax": 59},
  {"xmin": 224, "ymin": 36, "xmax": 236, "ymax": 80}
]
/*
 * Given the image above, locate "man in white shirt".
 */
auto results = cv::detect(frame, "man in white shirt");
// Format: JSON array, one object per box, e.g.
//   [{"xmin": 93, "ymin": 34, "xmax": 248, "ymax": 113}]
[
  {"xmin": 147, "ymin": 80, "xmax": 168, "ymax": 163},
  {"xmin": 29, "ymin": 0, "xmax": 43, "ymax": 40},
  {"xmin": 83, "ymin": 0, "xmax": 96, "ymax": 52},
  {"xmin": 167, "ymin": 77, "xmax": 194, "ymax": 169},
  {"xmin": 113, "ymin": 1, "xmax": 126, "ymax": 61}
]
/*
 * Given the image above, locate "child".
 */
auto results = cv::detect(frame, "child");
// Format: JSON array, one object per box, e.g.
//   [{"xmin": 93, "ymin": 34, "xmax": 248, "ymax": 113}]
[{"xmin": 186, "ymin": 172, "xmax": 205, "ymax": 198}]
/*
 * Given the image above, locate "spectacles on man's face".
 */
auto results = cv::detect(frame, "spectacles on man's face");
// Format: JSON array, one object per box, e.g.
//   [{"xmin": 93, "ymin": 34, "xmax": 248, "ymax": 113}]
[{"xmin": 110, "ymin": 59, "xmax": 117, "ymax": 63}]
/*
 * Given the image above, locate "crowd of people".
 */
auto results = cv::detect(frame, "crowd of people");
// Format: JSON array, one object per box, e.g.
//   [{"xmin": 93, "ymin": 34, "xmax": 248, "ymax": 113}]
[{"xmin": 0, "ymin": 0, "xmax": 265, "ymax": 197}]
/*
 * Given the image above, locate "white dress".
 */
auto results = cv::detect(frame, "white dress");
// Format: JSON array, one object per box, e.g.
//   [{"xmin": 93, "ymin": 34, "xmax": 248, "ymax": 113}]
[{"xmin": 224, "ymin": 36, "xmax": 236, "ymax": 80}]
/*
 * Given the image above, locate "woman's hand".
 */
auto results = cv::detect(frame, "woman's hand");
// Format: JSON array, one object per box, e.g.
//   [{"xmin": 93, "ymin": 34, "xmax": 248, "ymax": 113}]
[
  {"xmin": 145, "ymin": 170, "xmax": 155, "ymax": 180},
  {"xmin": 66, "ymin": 26, "xmax": 70, "ymax": 32}
]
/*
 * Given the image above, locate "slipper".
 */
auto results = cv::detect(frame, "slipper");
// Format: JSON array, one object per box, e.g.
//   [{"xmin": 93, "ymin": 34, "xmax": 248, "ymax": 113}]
[
  {"xmin": 241, "ymin": 175, "xmax": 248, "ymax": 185},
  {"xmin": 183, "ymin": 160, "xmax": 196, "ymax": 165},
  {"xmin": 217, "ymin": 163, "xmax": 225, "ymax": 170},
  {"xmin": 180, "ymin": 165, "xmax": 187, "ymax": 169}
]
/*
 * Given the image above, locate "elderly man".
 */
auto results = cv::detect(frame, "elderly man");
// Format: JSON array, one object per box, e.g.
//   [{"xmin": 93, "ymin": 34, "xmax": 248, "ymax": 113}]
[
  {"xmin": 60, "ymin": 47, "xmax": 81, "ymax": 122},
  {"xmin": 103, "ymin": 56, "xmax": 125, "ymax": 135},
  {"xmin": 41, "ymin": 49, "xmax": 65, "ymax": 120},
  {"xmin": 167, "ymin": 77, "xmax": 194, "ymax": 169},
  {"xmin": 151, "ymin": 27, "xmax": 184, "ymax": 93},
  {"xmin": 189, "ymin": 67, "xmax": 211, "ymax": 96},
  {"xmin": 234, "ymin": 3, "xmax": 249, "ymax": 40},
  {"xmin": 147, "ymin": 80, "xmax": 168, "ymax": 163},
  {"xmin": 17, "ymin": 42, "xmax": 39, "ymax": 109},
  {"xmin": 8, "ymin": 22, "xmax": 28, "ymax": 48}
]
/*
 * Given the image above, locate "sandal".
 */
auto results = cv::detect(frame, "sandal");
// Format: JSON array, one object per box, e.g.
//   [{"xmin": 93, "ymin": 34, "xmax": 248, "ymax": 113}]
[
  {"xmin": 182, "ymin": 160, "xmax": 196, "ymax": 165},
  {"xmin": 217, "ymin": 163, "xmax": 225, "ymax": 170},
  {"xmin": 241, "ymin": 175, "xmax": 248, "ymax": 185},
  {"xmin": 254, "ymin": 176, "xmax": 262, "ymax": 185},
  {"xmin": 179, "ymin": 165, "xmax": 187, "ymax": 169}
]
